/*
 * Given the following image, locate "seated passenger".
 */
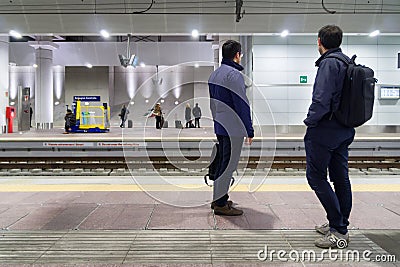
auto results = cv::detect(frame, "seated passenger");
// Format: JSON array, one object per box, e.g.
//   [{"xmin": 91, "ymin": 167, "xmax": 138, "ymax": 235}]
[{"xmin": 64, "ymin": 109, "xmax": 76, "ymax": 134}]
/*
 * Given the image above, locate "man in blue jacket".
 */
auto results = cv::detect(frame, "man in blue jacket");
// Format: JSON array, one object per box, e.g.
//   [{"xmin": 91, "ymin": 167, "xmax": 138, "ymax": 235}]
[
  {"xmin": 304, "ymin": 25, "xmax": 355, "ymax": 248},
  {"xmin": 208, "ymin": 40, "xmax": 254, "ymax": 216}
]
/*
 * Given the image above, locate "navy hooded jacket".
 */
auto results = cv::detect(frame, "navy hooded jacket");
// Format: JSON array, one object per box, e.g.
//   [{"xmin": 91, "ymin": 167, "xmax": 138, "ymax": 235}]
[
  {"xmin": 208, "ymin": 58, "xmax": 254, "ymax": 138},
  {"xmin": 304, "ymin": 48, "xmax": 350, "ymax": 127}
]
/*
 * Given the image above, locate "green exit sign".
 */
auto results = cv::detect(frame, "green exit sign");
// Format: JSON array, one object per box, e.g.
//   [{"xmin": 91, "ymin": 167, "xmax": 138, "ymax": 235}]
[{"xmin": 300, "ymin": 76, "xmax": 308, "ymax": 83}]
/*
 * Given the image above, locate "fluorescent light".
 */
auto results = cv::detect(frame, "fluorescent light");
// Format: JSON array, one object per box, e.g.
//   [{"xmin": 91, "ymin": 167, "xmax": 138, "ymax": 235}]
[
  {"xmin": 160, "ymin": 99, "xmax": 165, "ymax": 103},
  {"xmin": 54, "ymin": 101, "xmax": 60, "ymax": 106},
  {"xmin": 145, "ymin": 99, "xmax": 149, "ymax": 103},
  {"xmin": 140, "ymin": 62, "xmax": 146, "ymax": 67},
  {"xmin": 100, "ymin": 29, "xmax": 110, "ymax": 38},
  {"xmin": 174, "ymin": 101, "xmax": 179, "ymax": 105},
  {"xmin": 9, "ymin": 30, "xmax": 22, "ymax": 39},
  {"xmin": 369, "ymin": 30, "xmax": 380, "ymax": 37},
  {"xmin": 194, "ymin": 63, "xmax": 199, "ymax": 68},
  {"xmin": 33, "ymin": 64, "xmax": 38, "ymax": 68},
  {"xmin": 130, "ymin": 101, "xmax": 135, "ymax": 105},
  {"xmin": 191, "ymin": 29, "xmax": 199, "ymax": 38},
  {"xmin": 10, "ymin": 101, "xmax": 15, "ymax": 105},
  {"xmin": 86, "ymin": 63, "xmax": 93, "ymax": 68},
  {"xmin": 281, "ymin": 30, "xmax": 289, "ymax": 37}
]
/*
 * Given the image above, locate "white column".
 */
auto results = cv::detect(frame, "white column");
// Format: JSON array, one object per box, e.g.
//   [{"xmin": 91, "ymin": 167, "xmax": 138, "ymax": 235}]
[
  {"xmin": 0, "ymin": 36, "xmax": 9, "ymax": 133},
  {"xmin": 29, "ymin": 41, "xmax": 59, "ymax": 129}
]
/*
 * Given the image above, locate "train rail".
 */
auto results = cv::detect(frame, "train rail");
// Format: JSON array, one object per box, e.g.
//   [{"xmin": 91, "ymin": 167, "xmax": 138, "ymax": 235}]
[{"xmin": 1, "ymin": 156, "xmax": 399, "ymax": 171}]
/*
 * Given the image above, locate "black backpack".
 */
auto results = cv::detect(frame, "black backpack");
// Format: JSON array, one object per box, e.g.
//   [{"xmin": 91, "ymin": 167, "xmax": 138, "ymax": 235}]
[
  {"xmin": 204, "ymin": 143, "xmax": 235, "ymax": 186},
  {"xmin": 326, "ymin": 54, "xmax": 377, "ymax": 128}
]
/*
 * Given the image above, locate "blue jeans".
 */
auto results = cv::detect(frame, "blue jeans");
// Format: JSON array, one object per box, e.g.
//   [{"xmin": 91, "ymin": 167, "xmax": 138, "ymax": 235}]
[
  {"xmin": 304, "ymin": 121, "xmax": 355, "ymax": 234},
  {"xmin": 213, "ymin": 135, "xmax": 244, "ymax": 207}
]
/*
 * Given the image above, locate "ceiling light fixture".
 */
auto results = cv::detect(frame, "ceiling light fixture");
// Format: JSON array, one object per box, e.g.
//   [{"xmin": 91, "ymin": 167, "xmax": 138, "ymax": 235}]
[
  {"xmin": 369, "ymin": 30, "xmax": 380, "ymax": 37},
  {"xmin": 9, "ymin": 30, "xmax": 22, "ymax": 39},
  {"xmin": 33, "ymin": 64, "xmax": 38, "ymax": 68},
  {"xmin": 281, "ymin": 30, "xmax": 289, "ymax": 37},
  {"xmin": 140, "ymin": 62, "xmax": 146, "ymax": 67},
  {"xmin": 191, "ymin": 29, "xmax": 199, "ymax": 38},
  {"xmin": 100, "ymin": 29, "xmax": 110, "ymax": 38},
  {"xmin": 86, "ymin": 63, "xmax": 93, "ymax": 68}
]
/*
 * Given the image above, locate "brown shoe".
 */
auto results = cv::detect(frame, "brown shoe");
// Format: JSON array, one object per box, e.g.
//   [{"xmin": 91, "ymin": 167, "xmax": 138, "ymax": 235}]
[
  {"xmin": 213, "ymin": 203, "xmax": 243, "ymax": 216},
  {"xmin": 211, "ymin": 200, "xmax": 233, "ymax": 210}
]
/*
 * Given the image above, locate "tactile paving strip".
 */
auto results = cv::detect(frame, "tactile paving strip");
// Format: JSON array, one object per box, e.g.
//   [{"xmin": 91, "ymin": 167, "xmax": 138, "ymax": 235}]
[{"xmin": 0, "ymin": 230, "xmax": 393, "ymax": 265}]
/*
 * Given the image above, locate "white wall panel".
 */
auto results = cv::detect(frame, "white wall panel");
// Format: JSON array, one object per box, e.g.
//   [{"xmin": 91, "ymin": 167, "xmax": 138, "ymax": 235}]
[
  {"xmin": 253, "ymin": 45, "xmax": 287, "ymax": 58},
  {"xmin": 287, "ymin": 45, "xmax": 318, "ymax": 58},
  {"xmin": 288, "ymin": 100, "xmax": 311, "ymax": 113},
  {"xmin": 288, "ymin": 86, "xmax": 313, "ymax": 100},
  {"xmin": 288, "ymin": 113, "xmax": 307, "ymax": 125},
  {"xmin": 377, "ymin": 113, "xmax": 400, "ymax": 125},
  {"xmin": 286, "ymin": 58, "xmax": 316, "ymax": 71},
  {"xmin": 253, "ymin": 71, "xmax": 288, "ymax": 84},
  {"xmin": 254, "ymin": 86, "xmax": 288, "ymax": 100},
  {"xmin": 253, "ymin": 58, "xmax": 288, "ymax": 71},
  {"xmin": 378, "ymin": 45, "xmax": 400, "ymax": 57},
  {"xmin": 347, "ymin": 45, "xmax": 378, "ymax": 58}
]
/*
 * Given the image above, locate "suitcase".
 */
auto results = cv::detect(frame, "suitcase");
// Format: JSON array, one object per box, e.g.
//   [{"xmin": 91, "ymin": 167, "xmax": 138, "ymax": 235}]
[
  {"xmin": 128, "ymin": 120, "xmax": 133, "ymax": 128},
  {"xmin": 162, "ymin": 120, "xmax": 168, "ymax": 128},
  {"xmin": 175, "ymin": 120, "xmax": 183, "ymax": 128}
]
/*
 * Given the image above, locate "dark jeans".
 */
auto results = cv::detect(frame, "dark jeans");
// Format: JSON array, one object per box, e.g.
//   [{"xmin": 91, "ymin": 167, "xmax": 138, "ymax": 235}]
[
  {"xmin": 213, "ymin": 135, "xmax": 244, "ymax": 207},
  {"xmin": 155, "ymin": 116, "xmax": 162, "ymax": 129},
  {"xmin": 120, "ymin": 118, "xmax": 126, "ymax": 127},
  {"xmin": 304, "ymin": 121, "xmax": 355, "ymax": 235},
  {"xmin": 194, "ymin": 118, "xmax": 200, "ymax": 128}
]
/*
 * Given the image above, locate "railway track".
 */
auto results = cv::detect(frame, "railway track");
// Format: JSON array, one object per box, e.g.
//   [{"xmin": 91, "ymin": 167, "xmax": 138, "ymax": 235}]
[{"xmin": 1, "ymin": 156, "xmax": 399, "ymax": 170}]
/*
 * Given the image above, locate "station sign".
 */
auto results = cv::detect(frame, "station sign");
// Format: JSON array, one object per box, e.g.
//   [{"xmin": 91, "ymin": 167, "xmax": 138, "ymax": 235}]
[
  {"xmin": 300, "ymin": 76, "xmax": 308, "ymax": 84},
  {"xmin": 73, "ymin": 96, "xmax": 101, "ymax": 102}
]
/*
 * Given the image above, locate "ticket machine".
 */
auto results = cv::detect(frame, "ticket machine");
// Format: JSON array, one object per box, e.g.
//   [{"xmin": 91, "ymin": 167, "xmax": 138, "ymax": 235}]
[{"xmin": 6, "ymin": 106, "xmax": 15, "ymax": 133}]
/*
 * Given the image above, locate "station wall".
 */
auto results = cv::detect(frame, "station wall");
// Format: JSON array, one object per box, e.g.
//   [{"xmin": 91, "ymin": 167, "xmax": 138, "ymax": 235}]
[{"xmin": 253, "ymin": 36, "xmax": 400, "ymax": 126}]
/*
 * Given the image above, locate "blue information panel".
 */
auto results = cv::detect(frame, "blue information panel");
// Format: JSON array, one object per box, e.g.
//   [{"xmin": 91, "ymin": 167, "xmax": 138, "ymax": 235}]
[{"xmin": 73, "ymin": 96, "xmax": 101, "ymax": 102}]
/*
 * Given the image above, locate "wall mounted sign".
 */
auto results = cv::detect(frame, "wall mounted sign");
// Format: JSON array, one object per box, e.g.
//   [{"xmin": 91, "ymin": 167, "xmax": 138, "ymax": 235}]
[{"xmin": 73, "ymin": 96, "xmax": 101, "ymax": 102}]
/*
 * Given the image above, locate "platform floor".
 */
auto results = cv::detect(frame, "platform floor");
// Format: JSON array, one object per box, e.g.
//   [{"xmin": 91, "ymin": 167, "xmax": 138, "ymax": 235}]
[{"xmin": 0, "ymin": 187, "xmax": 398, "ymax": 266}]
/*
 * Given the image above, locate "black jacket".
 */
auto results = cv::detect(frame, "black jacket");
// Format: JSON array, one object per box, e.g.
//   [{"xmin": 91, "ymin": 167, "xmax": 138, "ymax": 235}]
[{"xmin": 304, "ymin": 48, "xmax": 350, "ymax": 127}]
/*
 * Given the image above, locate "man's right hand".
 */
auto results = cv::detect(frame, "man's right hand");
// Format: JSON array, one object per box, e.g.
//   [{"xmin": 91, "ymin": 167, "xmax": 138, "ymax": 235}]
[{"xmin": 245, "ymin": 137, "xmax": 253, "ymax": 145}]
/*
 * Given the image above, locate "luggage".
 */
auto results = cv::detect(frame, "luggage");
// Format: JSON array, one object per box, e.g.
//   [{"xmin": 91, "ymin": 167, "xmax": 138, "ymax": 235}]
[
  {"xmin": 128, "ymin": 120, "xmax": 133, "ymax": 128},
  {"xmin": 204, "ymin": 143, "xmax": 236, "ymax": 187},
  {"xmin": 175, "ymin": 120, "xmax": 183, "ymax": 128},
  {"xmin": 162, "ymin": 120, "xmax": 168, "ymax": 128},
  {"xmin": 326, "ymin": 54, "xmax": 377, "ymax": 127}
]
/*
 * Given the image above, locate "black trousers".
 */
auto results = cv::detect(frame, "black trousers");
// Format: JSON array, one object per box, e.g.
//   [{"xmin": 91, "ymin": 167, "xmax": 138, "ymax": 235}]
[
  {"xmin": 213, "ymin": 135, "xmax": 244, "ymax": 207},
  {"xmin": 155, "ymin": 116, "xmax": 162, "ymax": 129},
  {"xmin": 194, "ymin": 118, "xmax": 200, "ymax": 128},
  {"xmin": 304, "ymin": 120, "xmax": 355, "ymax": 234}
]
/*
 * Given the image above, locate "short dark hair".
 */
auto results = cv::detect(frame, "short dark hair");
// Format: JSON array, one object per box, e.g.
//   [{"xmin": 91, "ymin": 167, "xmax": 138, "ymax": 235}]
[
  {"xmin": 318, "ymin": 25, "xmax": 343, "ymax": 49},
  {"xmin": 222, "ymin": 40, "xmax": 241, "ymax": 60}
]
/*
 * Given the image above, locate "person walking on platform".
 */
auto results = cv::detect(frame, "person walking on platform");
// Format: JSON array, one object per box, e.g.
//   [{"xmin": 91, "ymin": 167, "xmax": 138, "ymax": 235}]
[
  {"xmin": 208, "ymin": 40, "xmax": 254, "ymax": 216},
  {"xmin": 304, "ymin": 25, "xmax": 355, "ymax": 249},
  {"xmin": 153, "ymin": 103, "xmax": 162, "ymax": 129},
  {"xmin": 185, "ymin": 103, "xmax": 192, "ymax": 128},
  {"xmin": 29, "ymin": 103, "xmax": 33, "ymax": 128},
  {"xmin": 119, "ymin": 104, "xmax": 129, "ymax": 128},
  {"xmin": 192, "ymin": 103, "xmax": 202, "ymax": 128}
]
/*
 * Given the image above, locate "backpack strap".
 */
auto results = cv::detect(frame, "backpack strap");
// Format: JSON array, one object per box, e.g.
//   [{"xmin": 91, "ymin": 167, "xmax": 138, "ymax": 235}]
[{"xmin": 325, "ymin": 53, "xmax": 354, "ymax": 65}]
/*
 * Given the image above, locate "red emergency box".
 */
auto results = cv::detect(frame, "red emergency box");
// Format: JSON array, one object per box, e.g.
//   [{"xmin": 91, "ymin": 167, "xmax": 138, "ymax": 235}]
[{"xmin": 6, "ymin": 106, "xmax": 16, "ymax": 133}]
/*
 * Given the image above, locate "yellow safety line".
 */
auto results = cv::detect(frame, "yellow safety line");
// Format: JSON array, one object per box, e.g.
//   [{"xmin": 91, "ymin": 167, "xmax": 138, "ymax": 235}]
[{"xmin": 0, "ymin": 184, "xmax": 399, "ymax": 192}]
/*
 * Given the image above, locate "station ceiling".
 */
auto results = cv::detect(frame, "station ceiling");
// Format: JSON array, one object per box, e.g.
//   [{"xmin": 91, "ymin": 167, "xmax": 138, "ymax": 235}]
[{"xmin": 0, "ymin": 0, "xmax": 400, "ymax": 36}]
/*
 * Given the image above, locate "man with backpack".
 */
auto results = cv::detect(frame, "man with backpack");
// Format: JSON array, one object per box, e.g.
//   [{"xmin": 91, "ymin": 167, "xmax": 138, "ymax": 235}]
[
  {"xmin": 304, "ymin": 25, "xmax": 359, "ymax": 249},
  {"xmin": 208, "ymin": 40, "xmax": 254, "ymax": 216}
]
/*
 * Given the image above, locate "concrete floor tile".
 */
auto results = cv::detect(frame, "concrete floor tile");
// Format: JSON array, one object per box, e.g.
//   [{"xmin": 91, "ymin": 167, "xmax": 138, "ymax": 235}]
[
  {"xmin": 41, "ymin": 203, "xmax": 98, "ymax": 230},
  {"xmin": 148, "ymin": 205, "xmax": 214, "ymax": 229},
  {"xmin": 9, "ymin": 205, "xmax": 66, "ymax": 230},
  {"xmin": 268, "ymin": 205, "xmax": 316, "ymax": 229},
  {"xmin": 0, "ymin": 204, "xmax": 37, "ymax": 229},
  {"xmin": 106, "ymin": 204, "xmax": 153, "ymax": 229},
  {"xmin": 0, "ymin": 192, "xmax": 36, "ymax": 204}
]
